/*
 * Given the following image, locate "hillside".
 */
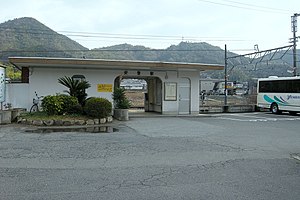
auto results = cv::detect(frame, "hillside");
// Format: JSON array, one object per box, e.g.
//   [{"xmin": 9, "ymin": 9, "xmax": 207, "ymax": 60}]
[
  {"xmin": 0, "ymin": 17, "xmax": 87, "ymax": 60},
  {"xmin": 87, "ymin": 42, "xmax": 240, "ymax": 64},
  {"xmin": 0, "ymin": 17, "xmax": 299, "ymax": 81}
]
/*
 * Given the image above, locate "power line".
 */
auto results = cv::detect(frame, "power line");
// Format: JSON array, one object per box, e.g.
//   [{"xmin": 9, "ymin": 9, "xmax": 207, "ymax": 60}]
[
  {"xmin": 59, "ymin": 30, "xmax": 240, "ymax": 40},
  {"xmin": 1, "ymin": 25, "xmax": 296, "ymax": 55},
  {"xmin": 0, "ymin": 49, "xmax": 222, "ymax": 53},
  {"xmin": 63, "ymin": 34, "xmax": 248, "ymax": 42},
  {"xmin": 0, "ymin": 48, "xmax": 254, "ymax": 53},
  {"xmin": 220, "ymin": 0, "xmax": 291, "ymax": 13},
  {"xmin": 0, "ymin": 27, "xmax": 251, "ymax": 42},
  {"xmin": 197, "ymin": 0, "xmax": 291, "ymax": 14}
]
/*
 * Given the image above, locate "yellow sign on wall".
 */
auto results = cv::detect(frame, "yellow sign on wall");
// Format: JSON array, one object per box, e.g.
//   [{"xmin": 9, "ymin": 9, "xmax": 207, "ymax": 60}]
[{"xmin": 97, "ymin": 84, "xmax": 113, "ymax": 92}]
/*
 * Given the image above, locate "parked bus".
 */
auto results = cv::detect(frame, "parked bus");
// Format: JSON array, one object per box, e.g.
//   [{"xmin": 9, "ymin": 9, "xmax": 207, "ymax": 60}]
[{"xmin": 257, "ymin": 76, "xmax": 300, "ymax": 115}]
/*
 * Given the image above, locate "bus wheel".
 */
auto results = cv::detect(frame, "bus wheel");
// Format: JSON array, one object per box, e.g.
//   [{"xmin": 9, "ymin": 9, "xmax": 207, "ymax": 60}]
[{"xmin": 271, "ymin": 103, "xmax": 280, "ymax": 114}]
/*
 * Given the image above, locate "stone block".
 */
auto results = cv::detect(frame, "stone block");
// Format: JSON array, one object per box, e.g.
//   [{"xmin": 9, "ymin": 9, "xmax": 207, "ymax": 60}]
[
  {"xmin": 63, "ymin": 120, "xmax": 75, "ymax": 126},
  {"xmin": 86, "ymin": 119, "xmax": 94, "ymax": 125},
  {"xmin": 0, "ymin": 110, "xmax": 12, "ymax": 124},
  {"xmin": 11, "ymin": 108, "xmax": 26, "ymax": 122},
  {"xmin": 100, "ymin": 118, "xmax": 107, "ymax": 124},
  {"xmin": 43, "ymin": 120, "xmax": 54, "ymax": 126},
  {"xmin": 32, "ymin": 120, "xmax": 43, "ymax": 126},
  {"xmin": 17, "ymin": 117, "xmax": 23, "ymax": 123},
  {"xmin": 75, "ymin": 120, "xmax": 85, "ymax": 125},
  {"xmin": 107, "ymin": 116, "xmax": 113, "ymax": 123},
  {"xmin": 94, "ymin": 119, "xmax": 99, "ymax": 125},
  {"xmin": 21, "ymin": 118, "xmax": 27, "ymax": 124},
  {"xmin": 54, "ymin": 120, "xmax": 63, "ymax": 126}
]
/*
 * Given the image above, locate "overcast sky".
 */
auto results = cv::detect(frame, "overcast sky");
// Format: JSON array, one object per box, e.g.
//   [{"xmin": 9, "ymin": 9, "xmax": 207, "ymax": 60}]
[{"xmin": 0, "ymin": 0, "xmax": 299, "ymax": 54}]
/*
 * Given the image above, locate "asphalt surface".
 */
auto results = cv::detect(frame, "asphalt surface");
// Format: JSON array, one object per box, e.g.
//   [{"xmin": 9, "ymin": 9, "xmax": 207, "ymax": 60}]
[{"xmin": 0, "ymin": 112, "xmax": 300, "ymax": 200}]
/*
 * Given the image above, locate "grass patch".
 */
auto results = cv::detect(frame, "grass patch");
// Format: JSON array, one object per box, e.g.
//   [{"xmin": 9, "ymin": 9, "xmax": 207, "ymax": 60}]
[{"xmin": 20, "ymin": 112, "xmax": 90, "ymax": 121}]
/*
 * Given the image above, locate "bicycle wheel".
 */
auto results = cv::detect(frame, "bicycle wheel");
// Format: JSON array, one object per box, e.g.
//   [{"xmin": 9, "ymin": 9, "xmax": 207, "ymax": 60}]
[{"xmin": 30, "ymin": 105, "xmax": 38, "ymax": 113}]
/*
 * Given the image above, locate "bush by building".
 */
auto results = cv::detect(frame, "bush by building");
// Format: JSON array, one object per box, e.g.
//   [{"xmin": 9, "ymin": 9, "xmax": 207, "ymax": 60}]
[
  {"xmin": 42, "ymin": 94, "xmax": 79, "ymax": 115},
  {"xmin": 84, "ymin": 97, "xmax": 112, "ymax": 118}
]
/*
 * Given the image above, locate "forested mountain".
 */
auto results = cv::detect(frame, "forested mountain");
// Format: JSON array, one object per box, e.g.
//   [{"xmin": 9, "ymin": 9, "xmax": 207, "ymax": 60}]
[
  {"xmin": 0, "ymin": 17, "xmax": 87, "ymax": 60},
  {"xmin": 0, "ymin": 17, "xmax": 299, "ymax": 81},
  {"xmin": 87, "ymin": 42, "xmax": 234, "ymax": 64}
]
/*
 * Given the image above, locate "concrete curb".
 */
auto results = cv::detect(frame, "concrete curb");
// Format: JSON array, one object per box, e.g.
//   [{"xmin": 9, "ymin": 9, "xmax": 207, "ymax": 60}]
[{"xmin": 129, "ymin": 113, "xmax": 217, "ymax": 118}]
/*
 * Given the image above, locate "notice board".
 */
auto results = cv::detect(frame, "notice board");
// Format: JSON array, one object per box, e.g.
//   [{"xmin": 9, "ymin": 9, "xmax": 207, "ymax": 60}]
[{"xmin": 97, "ymin": 84, "xmax": 113, "ymax": 92}]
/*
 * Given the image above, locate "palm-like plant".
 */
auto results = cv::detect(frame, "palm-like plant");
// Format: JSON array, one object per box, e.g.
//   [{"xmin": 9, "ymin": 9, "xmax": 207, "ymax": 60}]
[
  {"xmin": 58, "ymin": 76, "xmax": 91, "ymax": 105},
  {"xmin": 112, "ymin": 87, "xmax": 131, "ymax": 109}
]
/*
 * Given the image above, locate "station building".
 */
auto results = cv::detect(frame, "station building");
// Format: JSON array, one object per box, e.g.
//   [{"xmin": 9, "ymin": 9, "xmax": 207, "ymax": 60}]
[{"xmin": 7, "ymin": 57, "xmax": 223, "ymax": 115}]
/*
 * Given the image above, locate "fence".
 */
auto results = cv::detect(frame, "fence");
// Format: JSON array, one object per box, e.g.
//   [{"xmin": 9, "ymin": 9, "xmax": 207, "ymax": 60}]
[{"xmin": 200, "ymin": 94, "xmax": 257, "ymax": 113}]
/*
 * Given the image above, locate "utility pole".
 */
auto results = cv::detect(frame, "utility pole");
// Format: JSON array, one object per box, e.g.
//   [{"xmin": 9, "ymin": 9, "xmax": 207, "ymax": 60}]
[
  {"xmin": 291, "ymin": 13, "xmax": 300, "ymax": 76},
  {"xmin": 224, "ymin": 44, "xmax": 228, "ymax": 111}
]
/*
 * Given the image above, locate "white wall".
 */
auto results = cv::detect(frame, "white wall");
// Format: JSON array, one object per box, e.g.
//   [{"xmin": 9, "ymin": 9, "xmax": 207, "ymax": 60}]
[
  {"xmin": 161, "ymin": 71, "xmax": 179, "ymax": 115},
  {"xmin": 5, "ymin": 83, "xmax": 29, "ymax": 110},
  {"xmin": 29, "ymin": 68, "xmax": 123, "ymax": 103},
  {"xmin": 6, "ymin": 67, "xmax": 201, "ymax": 114}
]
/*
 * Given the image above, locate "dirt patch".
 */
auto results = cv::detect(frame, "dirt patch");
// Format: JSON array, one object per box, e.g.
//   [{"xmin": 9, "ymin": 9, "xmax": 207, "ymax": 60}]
[{"xmin": 125, "ymin": 90, "xmax": 145, "ymax": 108}]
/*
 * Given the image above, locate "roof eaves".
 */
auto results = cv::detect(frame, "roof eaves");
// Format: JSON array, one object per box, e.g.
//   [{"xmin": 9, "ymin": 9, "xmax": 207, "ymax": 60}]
[{"xmin": 9, "ymin": 57, "xmax": 224, "ymax": 71}]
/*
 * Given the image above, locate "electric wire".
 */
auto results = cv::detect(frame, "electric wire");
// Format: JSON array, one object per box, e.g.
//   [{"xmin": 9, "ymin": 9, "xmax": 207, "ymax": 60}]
[
  {"xmin": 0, "ymin": 49, "xmax": 254, "ymax": 53},
  {"xmin": 0, "ymin": 26, "xmax": 249, "ymax": 43},
  {"xmin": 197, "ymin": 0, "xmax": 292, "ymax": 14},
  {"xmin": 219, "ymin": 0, "xmax": 292, "ymax": 13}
]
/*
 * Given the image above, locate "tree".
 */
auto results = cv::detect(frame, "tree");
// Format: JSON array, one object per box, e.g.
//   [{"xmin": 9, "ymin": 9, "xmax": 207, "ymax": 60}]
[
  {"xmin": 4, "ymin": 64, "xmax": 21, "ymax": 81},
  {"xmin": 58, "ymin": 76, "xmax": 91, "ymax": 105}
]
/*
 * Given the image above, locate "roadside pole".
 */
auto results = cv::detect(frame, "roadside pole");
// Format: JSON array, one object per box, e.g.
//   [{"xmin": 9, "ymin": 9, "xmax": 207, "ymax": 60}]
[
  {"xmin": 291, "ymin": 13, "xmax": 300, "ymax": 76},
  {"xmin": 224, "ymin": 44, "xmax": 228, "ymax": 112},
  {"xmin": 0, "ymin": 65, "xmax": 6, "ymax": 110}
]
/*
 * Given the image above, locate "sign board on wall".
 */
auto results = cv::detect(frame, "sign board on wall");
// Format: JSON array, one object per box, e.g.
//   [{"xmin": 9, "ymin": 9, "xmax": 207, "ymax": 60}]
[
  {"xmin": 0, "ymin": 67, "xmax": 5, "ymax": 103},
  {"xmin": 164, "ymin": 82, "xmax": 177, "ymax": 101},
  {"xmin": 97, "ymin": 84, "xmax": 113, "ymax": 92}
]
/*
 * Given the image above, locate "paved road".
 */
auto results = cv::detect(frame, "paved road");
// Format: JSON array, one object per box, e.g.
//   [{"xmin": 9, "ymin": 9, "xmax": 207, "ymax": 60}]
[{"xmin": 0, "ymin": 112, "xmax": 300, "ymax": 200}]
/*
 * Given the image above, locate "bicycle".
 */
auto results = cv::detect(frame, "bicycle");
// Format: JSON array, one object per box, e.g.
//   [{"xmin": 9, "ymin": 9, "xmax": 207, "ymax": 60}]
[{"xmin": 30, "ymin": 91, "xmax": 43, "ymax": 113}]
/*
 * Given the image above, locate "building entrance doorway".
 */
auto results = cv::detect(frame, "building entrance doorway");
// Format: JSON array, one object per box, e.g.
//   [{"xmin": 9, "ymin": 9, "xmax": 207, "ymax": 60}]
[{"xmin": 114, "ymin": 76, "xmax": 162, "ymax": 114}]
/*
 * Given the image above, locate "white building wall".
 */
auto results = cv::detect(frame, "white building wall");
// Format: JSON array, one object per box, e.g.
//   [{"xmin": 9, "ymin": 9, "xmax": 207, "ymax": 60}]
[
  {"xmin": 27, "ymin": 68, "xmax": 125, "ymax": 110},
  {"xmin": 6, "ymin": 68, "xmax": 124, "ymax": 111},
  {"xmin": 161, "ymin": 71, "xmax": 179, "ymax": 115},
  {"xmin": 5, "ymin": 83, "xmax": 29, "ymax": 110},
  {"xmin": 6, "ymin": 67, "xmax": 200, "ymax": 115}
]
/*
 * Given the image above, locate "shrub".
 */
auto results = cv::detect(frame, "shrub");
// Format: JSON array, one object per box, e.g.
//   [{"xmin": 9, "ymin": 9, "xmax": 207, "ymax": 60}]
[
  {"xmin": 112, "ymin": 87, "xmax": 131, "ymax": 109},
  {"xmin": 84, "ymin": 97, "xmax": 112, "ymax": 118},
  {"xmin": 42, "ymin": 94, "xmax": 79, "ymax": 115},
  {"xmin": 59, "ymin": 95, "xmax": 80, "ymax": 114},
  {"xmin": 67, "ymin": 104, "xmax": 84, "ymax": 115},
  {"xmin": 42, "ymin": 95, "xmax": 62, "ymax": 115}
]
